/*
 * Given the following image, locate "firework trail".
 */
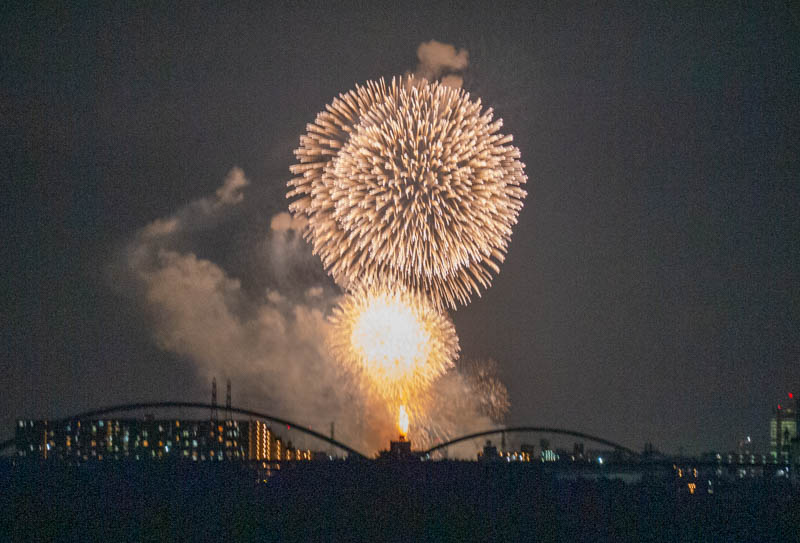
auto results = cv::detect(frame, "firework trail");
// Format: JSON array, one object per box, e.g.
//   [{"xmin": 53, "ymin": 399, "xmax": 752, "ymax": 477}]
[{"xmin": 288, "ymin": 76, "xmax": 527, "ymax": 309}]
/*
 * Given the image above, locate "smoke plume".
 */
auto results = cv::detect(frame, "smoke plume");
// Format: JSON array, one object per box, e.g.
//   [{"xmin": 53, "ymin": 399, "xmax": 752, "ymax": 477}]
[
  {"xmin": 121, "ymin": 172, "xmax": 501, "ymax": 456},
  {"xmin": 123, "ymin": 168, "xmax": 389, "ymax": 452},
  {"xmin": 413, "ymin": 40, "xmax": 468, "ymax": 88}
]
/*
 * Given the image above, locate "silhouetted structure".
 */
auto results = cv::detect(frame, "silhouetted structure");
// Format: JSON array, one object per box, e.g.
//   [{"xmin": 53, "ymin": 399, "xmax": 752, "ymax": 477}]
[
  {"xmin": 379, "ymin": 436, "xmax": 420, "ymax": 461},
  {"xmin": 211, "ymin": 378, "xmax": 218, "ymax": 421},
  {"xmin": 770, "ymin": 393, "xmax": 798, "ymax": 463}
]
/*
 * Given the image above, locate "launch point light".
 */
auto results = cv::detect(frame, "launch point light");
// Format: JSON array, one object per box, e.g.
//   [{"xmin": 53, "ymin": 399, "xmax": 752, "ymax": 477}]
[{"xmin": 398, "ymin": 405, "xmax": 409, "ymax": 440}]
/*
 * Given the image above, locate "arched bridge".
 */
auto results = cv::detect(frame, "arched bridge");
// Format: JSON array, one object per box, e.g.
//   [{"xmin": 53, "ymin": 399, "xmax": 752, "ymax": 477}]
[
  {"xmin": 423, "ymin": 426, "xmax": 638, "ymax": 457},
  {"xmin": 2, "ymin": 403, "xmax": 639, "ymax": 460},
  {"xmin": 0, "ymin": 401, "xmax": 367, "ymax": 458}
]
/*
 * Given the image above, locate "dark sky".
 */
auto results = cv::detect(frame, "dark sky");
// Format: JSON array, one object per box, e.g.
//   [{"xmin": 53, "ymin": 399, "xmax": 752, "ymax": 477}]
[{"xmin": 3, "ymin": 2, "xmax": 799, "ymax": 455}]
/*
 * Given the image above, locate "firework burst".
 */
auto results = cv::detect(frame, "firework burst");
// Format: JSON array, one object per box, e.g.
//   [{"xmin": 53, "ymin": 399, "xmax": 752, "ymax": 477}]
[
  {"xmin": 327, "ymin": 287, "xmax": 459, "ymax": 409},
  {"xmin": 460, "ymin": 357, "xmax": 510, "ymax": 421},
  {"xmin": 288, "ymin": 76, "xmax": 527, "ymax": 308}
]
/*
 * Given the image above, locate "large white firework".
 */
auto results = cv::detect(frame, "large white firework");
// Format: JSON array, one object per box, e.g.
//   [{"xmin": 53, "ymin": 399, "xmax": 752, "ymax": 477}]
[{"xmin": 288, "ymin": 76, "xmax": 527, "ymax": 308}]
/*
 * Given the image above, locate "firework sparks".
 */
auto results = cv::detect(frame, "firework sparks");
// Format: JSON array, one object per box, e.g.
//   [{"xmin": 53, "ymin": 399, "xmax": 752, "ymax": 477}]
[
  {"xmin": 288, "ymin": 72, "xmax": 520, "ymax": 449},
  {"xmin": 460, "ymin": 357, "xmax": 510, "ymax": 421},
  {"xmin": 328, "ymin": 287, "xmax": 459, "ymax": 409},
  {"xmin": 288, "ymin": 76, "xmax": 527, "ymax": 308}
]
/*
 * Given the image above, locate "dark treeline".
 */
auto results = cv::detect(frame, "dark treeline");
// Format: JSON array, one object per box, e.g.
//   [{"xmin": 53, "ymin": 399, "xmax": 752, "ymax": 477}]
[{"xmin": 1, "ymin": 460, "xmax": 797, "ymax": 542}]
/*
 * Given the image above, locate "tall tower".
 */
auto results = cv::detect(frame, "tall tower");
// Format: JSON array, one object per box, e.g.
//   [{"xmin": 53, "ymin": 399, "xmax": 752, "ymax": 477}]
[
  {"xmin": 770, "ymin": 393, "xmax": 798, "ymax": 464},
  {"xmin": 211, "ymin": 378, "xmax": 218, "ymax": 421},
  {"xmin": 226, "ymin": 378, "xmax": 232, "ymax": 421}
]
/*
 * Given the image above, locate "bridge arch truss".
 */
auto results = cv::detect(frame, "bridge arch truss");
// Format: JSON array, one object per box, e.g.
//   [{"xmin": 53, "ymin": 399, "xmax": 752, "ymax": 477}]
[{"xmin": 422, "ymin": 426, "xmax": 637, "ymax": 457}]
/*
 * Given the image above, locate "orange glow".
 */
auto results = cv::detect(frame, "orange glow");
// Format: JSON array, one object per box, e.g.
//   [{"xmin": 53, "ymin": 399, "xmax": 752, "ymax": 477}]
[
  {"xmin": 329, "ymin": 288, "xmax": 458, "ymax": 406},
  {"xmin": 398, "ymin": 405, "xmax": 409, "ymax": 439},
  {"xmin": 351, "ymin": 295, "xmax": 430, "ymax": 381}
]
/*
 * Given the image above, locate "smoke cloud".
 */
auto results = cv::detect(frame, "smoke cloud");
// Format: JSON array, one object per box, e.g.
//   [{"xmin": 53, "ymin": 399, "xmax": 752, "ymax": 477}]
[
  {"xmin": 122, "ymin": 168, "xmax": 393, "ymax": 453},
  {"xmin": 413, "ymin": 40, "xmax": 469, "ymax": 89},
  {"xmin": 121, "ymin": 170, "xmax": 501, "ymax": 456}
]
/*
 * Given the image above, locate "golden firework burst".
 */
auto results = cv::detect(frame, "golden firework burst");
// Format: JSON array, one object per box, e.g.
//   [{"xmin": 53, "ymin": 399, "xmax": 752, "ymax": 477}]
[
  {"xmin": 327, "ymin": 287, "xmax": 459, "ymax": 408},
  {"xmin": 288, "ymin": 76, "xmax": 527, "ymax": 308}
]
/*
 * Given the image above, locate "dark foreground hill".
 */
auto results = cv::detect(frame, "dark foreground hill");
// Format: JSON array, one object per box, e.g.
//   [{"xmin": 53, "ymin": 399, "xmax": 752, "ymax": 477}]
[{"xmin": 1, "ymin": 460, "xmax": 797, "ymax": 542}]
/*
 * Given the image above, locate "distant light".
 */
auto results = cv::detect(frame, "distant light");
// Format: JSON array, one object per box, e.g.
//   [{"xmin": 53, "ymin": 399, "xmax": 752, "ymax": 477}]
[
  {"xmin": 790, "ymin": 393, "xmax": 794, "ymax": 399},
  {"xmin": 778, "ymin": 404, "xmax": 782, "ymax": 410},
  {"xmin": 598, "ymin": 457, "xmax": 604, "ymax": 465}
]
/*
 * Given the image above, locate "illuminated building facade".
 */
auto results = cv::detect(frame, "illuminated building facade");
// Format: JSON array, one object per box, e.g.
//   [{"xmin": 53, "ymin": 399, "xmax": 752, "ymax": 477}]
[
  {"xmin": 15, "ymin": 418, "xmax": 310, "ymax": 463},
  {"xmin": 477, "ymin": 440, "xmax": 533, "ymax": 462},
  {"xmin": 246, "ymin": 420, "xmax": 312, "ymax": 462},
  {"xmin": 770, "ymin": 393, "xmax": 798, "ymax": 464}
]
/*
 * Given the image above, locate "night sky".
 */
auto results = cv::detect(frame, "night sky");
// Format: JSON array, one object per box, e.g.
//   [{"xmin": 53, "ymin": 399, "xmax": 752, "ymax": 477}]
[{"xmin": 3, "ymin": 2, "xmax": 799, "ymax": 455}]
